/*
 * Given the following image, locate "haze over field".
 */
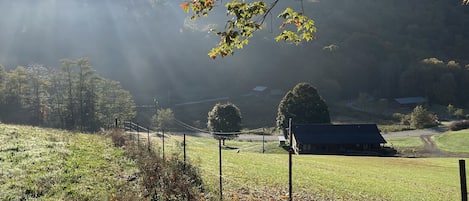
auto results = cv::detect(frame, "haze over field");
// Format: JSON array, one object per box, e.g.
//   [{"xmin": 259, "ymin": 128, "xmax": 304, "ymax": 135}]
[{"xmin": 1, "ymin": 0, "xmax": 469, "ymax": 107}]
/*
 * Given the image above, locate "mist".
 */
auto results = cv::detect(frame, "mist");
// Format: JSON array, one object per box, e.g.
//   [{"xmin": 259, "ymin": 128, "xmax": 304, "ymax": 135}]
[{"xmin": 1, "ymin": 0, "xmax": 469, "ymax": 108}]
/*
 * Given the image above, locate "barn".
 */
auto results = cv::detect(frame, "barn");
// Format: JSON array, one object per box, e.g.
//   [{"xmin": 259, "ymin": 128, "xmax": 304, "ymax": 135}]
[{"xmin": 290, "ymin": 124, "xmax": 386, "ymax": 154}]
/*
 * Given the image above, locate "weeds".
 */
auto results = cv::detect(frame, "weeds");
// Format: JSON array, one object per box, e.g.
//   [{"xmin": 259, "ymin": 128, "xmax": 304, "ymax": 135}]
[{"xmin": 108, "ymin": 129, "xmax": 205, "ymax": 201}]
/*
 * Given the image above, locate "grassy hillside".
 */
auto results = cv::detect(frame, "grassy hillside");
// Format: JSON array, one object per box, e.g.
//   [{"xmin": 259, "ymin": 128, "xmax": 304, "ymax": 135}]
[
  {"xmin": 2, "ymin": 124, "xmax": 467, "ymax": 200},
  {"xmin": 0, "ymin": 124, "xmax": 140, "ymax": 200},
  {"xmin": 433, "ymin": 129, "xmax": 469, "ymax": 153},
  {"xmin": 155, "ymin": 134, "xmax": 467, "ymax": 200}
]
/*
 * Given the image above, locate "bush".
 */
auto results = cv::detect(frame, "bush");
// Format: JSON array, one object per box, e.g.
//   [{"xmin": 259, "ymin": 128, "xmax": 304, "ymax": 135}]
[
  {"xmin": 410, "ymin": 105, "xmax": 438, "ymax": 129},
  {"xmin": 449, "ymin": 120, "xmax": 469, "ymax": 131},
  {"xmin": 108, "ymin": 130, "xmax": 205, "ymax": 201}
]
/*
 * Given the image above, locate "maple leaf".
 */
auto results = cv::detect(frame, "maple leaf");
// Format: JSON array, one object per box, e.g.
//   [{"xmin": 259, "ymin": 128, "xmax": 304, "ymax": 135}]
[{"xmin": 180, "ymin": 3, "xmax": 189, "ymax": 13}]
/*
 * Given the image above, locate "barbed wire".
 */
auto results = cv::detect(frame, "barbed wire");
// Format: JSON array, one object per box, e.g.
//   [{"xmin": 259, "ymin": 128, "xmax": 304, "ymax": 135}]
[{"xmin": 173, "ymin": 118, "xmax": 266, "ymax": 135}]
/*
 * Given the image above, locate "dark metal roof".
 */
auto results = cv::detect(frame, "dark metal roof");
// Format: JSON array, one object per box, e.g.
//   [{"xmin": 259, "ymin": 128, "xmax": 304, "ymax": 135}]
[
  {"xmin": 291, "ymin": 124, "xmax": 386, "ymax": 145},
  {"xmin": 394, "ymin": 97, "xmax": 428, "ymax": 105}
]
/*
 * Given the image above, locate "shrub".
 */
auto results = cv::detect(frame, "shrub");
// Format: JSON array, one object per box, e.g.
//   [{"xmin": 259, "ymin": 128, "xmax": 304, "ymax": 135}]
[
  {"xmin": 410, "ymin": 105, "xmax": 438, "ymax": 129},
  {"xmin": 109, "ymin": 130, "xmax": 205, "ymax": 201},
  {"xmin": 107, "ymin": 129, "xmax": 127, "ymax": 147},
  {"xmin": 449, "ymin": 120, "xmax": 469, "ymax": 131}
]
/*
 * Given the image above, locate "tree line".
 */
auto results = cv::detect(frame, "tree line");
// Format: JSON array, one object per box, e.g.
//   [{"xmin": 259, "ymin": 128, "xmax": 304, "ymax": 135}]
[{"xmin": 0, "ymin": 58, "xmax": 136, "ymax": 132}]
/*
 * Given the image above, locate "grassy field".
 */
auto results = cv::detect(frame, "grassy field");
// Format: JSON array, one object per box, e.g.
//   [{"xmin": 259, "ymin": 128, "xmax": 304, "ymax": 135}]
[
  {"xmin": 0, "ymin": 124, "xmax": 140, "ymax": 200},
  {"xmin": 385, "ymin": 136, "xmax": 424, "ymax": 149},
  {"xmin": 433, "ymin": 129, "xmax": 469, "ymax": 153},
  {"xmin": 2, "ymin": 124, "xmax": 468, "ymax": 201},
  {"xmin": 153, "ymin": 134, "xmax": 467, "ymax": 201}
]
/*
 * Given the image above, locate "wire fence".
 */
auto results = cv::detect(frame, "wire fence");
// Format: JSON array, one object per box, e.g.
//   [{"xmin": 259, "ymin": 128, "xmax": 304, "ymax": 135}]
[{"xmin": 117, "ymin": 119, "xmax": 294, "ymax": 200}]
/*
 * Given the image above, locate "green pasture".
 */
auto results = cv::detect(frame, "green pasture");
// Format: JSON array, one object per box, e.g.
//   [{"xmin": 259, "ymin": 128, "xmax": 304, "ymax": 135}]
[
  {"xmin": 433, "ymin": 129, "xmax": 469, "ymax": 153},
  {"xmin": 155, "ymin": 134, "xmax": 467, "ymax": 201},
  {"xmin": 385, "ymin": 136, "xmax": 424, "ymax": 149},
  {"xmin": 0, "ymin": 124, "xmax": 140, "ymax": 200},
  {"xmin": 1, "ymin": 124, "xmax": 467, "ymax": 201}
]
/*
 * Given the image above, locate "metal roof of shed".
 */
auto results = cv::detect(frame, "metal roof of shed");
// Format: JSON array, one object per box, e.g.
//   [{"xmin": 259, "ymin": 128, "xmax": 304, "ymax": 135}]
[
  {"xmin": 291, "ymin": 124, "xmax": 386, "ymax": 145},
  {"xmin": 394, "ymin": 97, "xmax": 428, "ymax": 105}
]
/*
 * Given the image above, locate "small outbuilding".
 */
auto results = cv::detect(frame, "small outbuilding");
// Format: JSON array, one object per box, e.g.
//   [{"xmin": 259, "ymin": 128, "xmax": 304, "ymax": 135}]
[
  {"xmin": 278, "ymin": 136, "xmax": 286, "ymax": 146},
  {"xmin": 290, "ymin": 124, "xmax": 386, "ymax": 154},
  {"xmin": 394, "ymin": 97, "xmax": 428, "ymax": 108}
]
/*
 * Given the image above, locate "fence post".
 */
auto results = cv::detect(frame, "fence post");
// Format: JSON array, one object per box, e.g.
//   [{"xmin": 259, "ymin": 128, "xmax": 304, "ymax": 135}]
[
  {"xmin": 129, "ymin": 121, "xmax": 132, "ymax": 140},
  {"xmin": 461, "ymin": 160, "xmax": 467, "ymax": 201},
  {"xmin": 137, "ymin": 123, "xmax": 140, "ymax": 146},
  {"xmin": 147, "ymin": 127, "xmax": 151, "ymax": 151},
  {"xmin": 289, "ymin": 118, "xmax": 293, "ymax": 201},
  {"xmin": 219, "ymin": 139, "xmax": 223, "ymax": 201},
  {"xmin": 183, "ymin": 134, "xmax": 187, "ymax": 164},
  {"xmin": 262, "ymin": 128, "xmax": 265, "ymax": 153},
  {"xmin": 162, "ymin": 129, "xmax": 165, "ymax": 160}
]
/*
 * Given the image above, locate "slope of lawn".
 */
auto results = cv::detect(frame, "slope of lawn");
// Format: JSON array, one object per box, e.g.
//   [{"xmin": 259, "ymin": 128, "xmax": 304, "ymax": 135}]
[
  {"xmin": 154, "ymin": 134, "xmax": 467, "ymax": 200},
  {"xmin": 433, "ymin": 129, "xmax": 469, "ymax": 153},
  {"xmin": 0, "ymin": 124, "xmax": 140, "ymax": 200}
]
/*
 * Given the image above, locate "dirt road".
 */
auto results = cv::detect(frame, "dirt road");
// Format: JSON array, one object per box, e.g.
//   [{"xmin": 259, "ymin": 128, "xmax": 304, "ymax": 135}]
[{"xmin": 381, "ymin": 127, "xmax": 447, "ymax": 138}]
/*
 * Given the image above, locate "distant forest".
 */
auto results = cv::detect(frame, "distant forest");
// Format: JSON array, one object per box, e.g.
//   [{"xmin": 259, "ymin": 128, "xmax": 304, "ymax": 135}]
[
  {"xmin": 0, "ymin": 0, "xmax": 468, "ymax": 108},
  {"xmin": 0, "ymin": 58, "xmax": 136, "ymax": 132}
]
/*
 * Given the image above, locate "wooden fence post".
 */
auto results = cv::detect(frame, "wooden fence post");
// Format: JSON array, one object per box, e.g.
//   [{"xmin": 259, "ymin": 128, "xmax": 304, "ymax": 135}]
[
  {"xmin": 460, "ymin": 160, "xmax": 467, "ymax": 201},
  {"xmin": 147, "ymin": 127, "xmax": 151, "ymax": 151},
  {"xmin": 129, "ymin": 121, "xmax": 132, "ymax": 140},
  {"xmin": 137, "ymin": 123, "xmax": 140, "ymax": 146}
]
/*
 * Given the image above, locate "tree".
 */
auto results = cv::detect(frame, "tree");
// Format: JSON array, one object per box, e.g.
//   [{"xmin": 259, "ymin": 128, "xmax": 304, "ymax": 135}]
[
  {"xmin": 96, "ymin": 79, "xmax": 136, "ymax": 129},
  {"xmin": 277, "ymin": 82, "xmax": 330, "ymax": 138},
  {"xmin": 447, "ymin": 104, "xmax": 455, "ymax": 117},
  {"xmin": 180, "ymin": 0, "xmax": 316, "ymax": 59},
  {"xmin": 207, "ymin": 102, "xmax": 242, "ymax": 145},
  {"xmin": 0, "ymin": 64, "xmax": 6, "ymax": 122},
  {"xmin": 410, "ymin": 105, "xmax": 438, "ymax": 129},
  {"xmin": 151, "ymin": 108, "xmax": 174, "ymax": 130},
  {"xmin": 2, "ymin": 66, "xmax": 31, "ymax": 124},
  {"xmin": 25, "ymin": 64, "xmax": 51, "ymax": 126}
]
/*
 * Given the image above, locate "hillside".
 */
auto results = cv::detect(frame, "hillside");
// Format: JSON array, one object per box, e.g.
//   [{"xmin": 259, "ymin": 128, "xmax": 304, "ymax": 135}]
[
  {"xmin": 0, "ymin": 124, "xmax": 140, "ymax": 200},
  {"xmin": 1, "ymin": 1, "xmax": 469, "ymax": 105}
]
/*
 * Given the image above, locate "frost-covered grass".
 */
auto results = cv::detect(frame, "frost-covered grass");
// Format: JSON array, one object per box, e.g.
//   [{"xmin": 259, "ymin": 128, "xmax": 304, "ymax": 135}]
[{"xmin": 0, "ymin": 124, "xmax": 139, "ymax": 200}]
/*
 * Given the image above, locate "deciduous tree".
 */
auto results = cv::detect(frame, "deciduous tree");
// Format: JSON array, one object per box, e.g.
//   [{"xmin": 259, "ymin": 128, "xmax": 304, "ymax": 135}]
[
  {"xmin": 180, "ymin": 0, "xmax": 316, "ymax": 59},
  {"xmin": 410, "ymin": 105, "xmax": 438, "ymax": 129},
  {"xmin": 151, "ymin": 108, "xmax": 174, "ymax": 130},
  {"xmin": 277, "ymin": 82, "xmax": 330, "ymax": 138},
  {"xmin": 207, "ymin": 102, "xmax": 242, "ymax": 145}
]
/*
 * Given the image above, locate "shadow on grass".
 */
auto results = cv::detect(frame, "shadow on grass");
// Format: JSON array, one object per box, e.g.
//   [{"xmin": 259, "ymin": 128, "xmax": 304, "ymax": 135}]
[{"xmin": 280, "ymin": 145, "xmax": 398, "ymax": 157}]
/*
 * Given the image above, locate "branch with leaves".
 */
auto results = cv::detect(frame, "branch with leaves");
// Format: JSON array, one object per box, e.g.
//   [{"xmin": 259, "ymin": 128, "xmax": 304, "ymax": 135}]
[{"xmin": 180, "ymin": 0, "xmax": 317, "ymax": 59}]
